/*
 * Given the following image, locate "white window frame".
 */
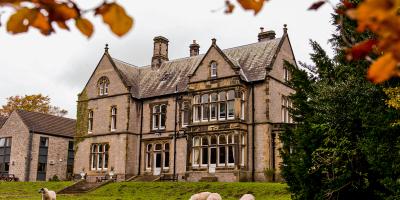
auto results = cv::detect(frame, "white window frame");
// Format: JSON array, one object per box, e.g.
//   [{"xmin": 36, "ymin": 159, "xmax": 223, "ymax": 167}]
[
  {"xmin": 152, "ymin": 104, "xmax": 166, "ymax": 130},
  {"xmin": 227, "ymin": 134, "xmax": 235, "ymax": 166},
  {"xmin": 227, "ymin": 90, "xmax": 235, "ymax": 120},
  {"xmin": 192, "ymin": 137, "xmax": 200, "ymax": 167},
  {"xmin": 210, "ymin": 62, "xmax": 217, "ymax": 78},
  {"xmin": 218, "ymin": 92, "xmax": 226, "ymax": 121},
  {"xmin": 193, "ymin": 95, "xmax": 201, "ymax": 123},
  {"xmin": 88, "ymin": 110, "xmax": 93, "ymax": 133},
  {"xmin": 146, "ymin": 144, "xmax": 152, "ymax": 171},
  {"xmin": 241, "ymin": 92, "xmax": 245, "ymax": 120},
  {"xmin": 163, "ymin": 143, "xmax": 170, "ymax": 169},
  {"xmin": 217, "ymin": 134, "xmax": 227, "ymax": 167},
  {"xmin": 111, "ymin": 107, "xmax": 117, "ymax": 132},
  {"xmin": 201, "ymin": 94, "xmax": 209, "ymax": 122}
]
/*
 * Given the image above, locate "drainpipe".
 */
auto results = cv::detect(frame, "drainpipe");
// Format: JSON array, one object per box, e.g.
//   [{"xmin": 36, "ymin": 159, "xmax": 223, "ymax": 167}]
[
  {"xmin": 251, "ymin": 83, "xmax": 256, "ymax": 182},
  {"xmin": 173, "ymin": 86, "xmax": 178, "ymax": 178},
  {"xmin": 271, "ymin": 133, "xmax": 276, "ymax": 182},
  {"xmin": 138, "ymin": 100, "xmax": 144, "ymax": 175},
  {"xmin": 25, "ymin": 130, "xmax": 34, "ymax": 181}
]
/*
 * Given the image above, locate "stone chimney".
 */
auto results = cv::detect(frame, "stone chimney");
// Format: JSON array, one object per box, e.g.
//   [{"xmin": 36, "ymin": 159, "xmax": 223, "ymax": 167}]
[
  {"xmin": 258, "ymin": 27, "xmax": 276, "ymax": 42},
  {"xmin": 189, "ymin": 40, "xmax": 200, "ymax": 57},
  {"xmin": 151, "ymin": 36, "xmax": 169, "ymax": 70}
]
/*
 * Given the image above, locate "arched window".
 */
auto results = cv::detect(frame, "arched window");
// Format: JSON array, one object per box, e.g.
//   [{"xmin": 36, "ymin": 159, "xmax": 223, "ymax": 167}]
[
  {"xmin": 210, "ymin": 61, "xmax": 217, "ymax": 78},
  {"xmin": 98, "ymin": 77, "xmax": 110, "ymax": 96},
  {"xmin": 111, "ymin": 107, "xmax": 117, "ymax": 131}
]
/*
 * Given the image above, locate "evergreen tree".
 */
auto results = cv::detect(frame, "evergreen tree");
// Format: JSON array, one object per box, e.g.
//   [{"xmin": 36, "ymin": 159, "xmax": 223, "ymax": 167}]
[{"xmin": 280, "ymin": 1, "xmax": 400, "ymax": 199}]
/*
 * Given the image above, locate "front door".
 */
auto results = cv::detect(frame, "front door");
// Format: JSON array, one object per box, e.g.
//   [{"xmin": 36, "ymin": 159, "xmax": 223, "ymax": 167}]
[{"xmin": 153, "ymin": 152, "xmax": 162, "ymax": 175}]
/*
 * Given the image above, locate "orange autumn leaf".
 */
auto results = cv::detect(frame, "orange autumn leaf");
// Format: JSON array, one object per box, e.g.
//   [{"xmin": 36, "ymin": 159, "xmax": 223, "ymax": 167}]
[
  {"xmin": 96, "ymin": 3, "xmax": 133, "ymax": 37},
  {"xmin": 52, "ymin": 4, "xmax": 78, "ymax": 21},
  {"xmin": 225, "ymin": 0, "xmax": 235, "ymax": 14},
  {"xmin": 31, "ymin": 11, "xmax": 51, "ymax": 35},
  {"xmin": 346, "ymin": 39, "xmax": 377, "ymax": 60},
  {"xmin": 237, "ymin": 0, "xmax": 265, "ymax": 15},
  {"xmin": 6, "ymin": 8, "xmax": 35, "ymax": 34},
  {"xmin": 76, "ymin": 18, "xmax": 94, "ymax": 38},
  {"xmin": 56, "ymin": 21, "xmax": 69, "ymax": 30},
  {"xmin": 368, "ymin": 53, "xmax": 398, "ymax": 83}
]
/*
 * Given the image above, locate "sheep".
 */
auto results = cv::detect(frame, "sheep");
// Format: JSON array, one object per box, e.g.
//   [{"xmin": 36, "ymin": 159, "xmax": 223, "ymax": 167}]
[
  {"xmin": 240, "ymin": 194, "xmax": 255, "ymax": 200},
  {"xmin": 206, "ymin": 193, "xmax": 222, "ymax": 200},
  {"xmin": 38, "ymin": 188, "xmax": 56, "ymax": 200},
  {"xmin": 189, "ymin": 192, "xmax": 211, "ymax": 200}
]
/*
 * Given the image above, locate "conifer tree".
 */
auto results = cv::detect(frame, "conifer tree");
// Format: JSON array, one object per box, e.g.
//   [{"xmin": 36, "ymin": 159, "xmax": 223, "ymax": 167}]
[{"xmin": 280, "ymin": 1, "xmax": 400, "ymax": 199}]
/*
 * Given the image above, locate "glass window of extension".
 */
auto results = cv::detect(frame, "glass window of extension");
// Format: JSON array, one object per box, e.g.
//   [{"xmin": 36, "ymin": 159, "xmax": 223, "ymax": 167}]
[{"xmin": 0, "ymin": 137, "xmax": 12, "ymax": 174}]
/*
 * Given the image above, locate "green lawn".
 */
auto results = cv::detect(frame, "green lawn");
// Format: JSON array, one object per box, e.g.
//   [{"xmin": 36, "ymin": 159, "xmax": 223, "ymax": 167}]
[{"xmin": 0, "ymin": 181, "xmax": 290, "ymax": 200}]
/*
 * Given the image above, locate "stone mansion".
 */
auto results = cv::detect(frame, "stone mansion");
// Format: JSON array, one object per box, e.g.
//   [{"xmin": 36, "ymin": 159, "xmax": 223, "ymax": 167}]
[{"xmin": 74, "ymin": 25, "xmax": 295, "ymax": 182}]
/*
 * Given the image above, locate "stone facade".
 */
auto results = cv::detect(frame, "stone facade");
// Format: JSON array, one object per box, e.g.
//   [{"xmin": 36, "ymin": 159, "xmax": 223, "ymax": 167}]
[
  {"xmin": 0, "ymin": 110, "xmax": 75, "ymax": 181},
  {"xmin": 74, "ymin": 26, "xmax": 296, "ymax": 182}
]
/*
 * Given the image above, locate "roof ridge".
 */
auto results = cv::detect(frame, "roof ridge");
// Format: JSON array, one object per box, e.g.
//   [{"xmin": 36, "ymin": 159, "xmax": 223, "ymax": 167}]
[
  {"xmin": 111, "ymin": 57, "xmax": 140, "ymax": 68},
  {"xmin": 16, "ymin": 109, "xmax": 76, "ymax": 121}
]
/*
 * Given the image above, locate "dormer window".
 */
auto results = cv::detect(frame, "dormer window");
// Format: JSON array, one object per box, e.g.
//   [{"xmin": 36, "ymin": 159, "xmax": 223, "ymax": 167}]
[
  {"xmin": 210, "ymin": 61, "xmax": 217, "ymax": 78},
  {"xmin": 98, "ymin": 77, "xmax": 109, "ymax": 96}
]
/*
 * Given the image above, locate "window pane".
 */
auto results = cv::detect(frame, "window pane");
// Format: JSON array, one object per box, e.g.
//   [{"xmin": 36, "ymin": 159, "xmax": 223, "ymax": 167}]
[
  {"xmin": 153, "ymin": 114, "xmax": 159, "ymax": 129},
  {"xmin": 183, "ymin": 110, "xmax": 189, "ymax": 125},
  {"xmin": 104, "ymin": 152, "xmax": 108, "ymax": 168},
  {"xmin": 219, "ymin": 135, "xmax": 226, "ymax": 144},
  {"xmin": 202, "ymin": 104, "xmax": 209, "ymax": 121},
  {"xmin": 0, "ymin": 139, "xmax": 4, "ymax": 147},
  {"xmin": 156, "ymin": 153, "xmax": 162, "ymax": 168},
  {"xmin": 210, "ymin": 136, "xmax": 217, "ymax": 145},
  {"xmin": 227, "ymin": 101, "xmax": 234, "ymax": 118},
  {"xmin": 193, "ymin": 148, "xmax": 200, "ymax": 165},
  {"xmin": 201, "ymin": 94, "xmax": 209, "ymax": 103},
  {"xmin": 92, "ymin": 154, "xmax": 96, "ymax": 169},
  {"xmin": 98, "ymin": 153, "xmax": 103, "ymax": 169},
  {"xmin": 155, "ymin": 144, "xmax": 162, "ymax": 151},
  {"xmin": 228, "ymin": 146, "xmax": 235, "ymax": 164},
  {"xmin": 210, "ymin": 93, "xmax": 217, "ymax": 102},
  {"xmin": 202, "ymin": 148, "xmax": 208, "ymax": 165},
  {"xmin": 201, "ymin": 136, "xmax": 208, "ymax": 146},
  {"xmin": 219, "ymin": 92, "xmax": 226, "ymax": 101},
  {"xmin": 164, "ymin": 143, "xmax": 170, "ymax": 151},
  {"xmin": 219, "ymin": 102, "xmax": 226, "ymax": 119},
  {"xmin": 146, "ymin": 153, "xmax": 151, "ymax": 168},
  {"xmin": 160, "ymin": 114, "xmax": 166, "ymax": 128},
  {"xmin": 147, "ymin": 144, "xmax": 152, "ymax": 152},
  {"xmin": 219, "ymin": 146, "xmax": 226, "ymax": 165},
  {"xmin": 210, "ymin": 148, "xmax": 217, "ymax": 164},
  {"xmin": 164, "ymin": 151, "xmax": 170, "ymax": 167},
  {"xmin": 194, "ymin": 137, "xmax": 200, "ymax": 146},
  {"xmin": 227, "ymin": 90, "xmax": 235, "ymax": 100},
  {"xmin": 210, "ymin": 104, "xmax": 217, "ymax": 120}
]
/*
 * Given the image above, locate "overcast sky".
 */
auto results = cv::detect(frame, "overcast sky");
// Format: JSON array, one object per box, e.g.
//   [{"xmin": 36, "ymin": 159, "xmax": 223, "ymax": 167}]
[{"xmin": 0, "ymin": 0, "xmax": 339, "ymax": 118}]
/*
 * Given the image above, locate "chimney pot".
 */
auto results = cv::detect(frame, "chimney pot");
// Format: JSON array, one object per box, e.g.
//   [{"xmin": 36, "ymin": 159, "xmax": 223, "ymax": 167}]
[
  {"xmin": 189, "ymin": 40, "xmax": 200, "ymax": 57},
  {"xmin": 258, "ymin": 29, "xmax": 276, "ymax": 42},
  {"xmin": 151, "ymin": 36, "xmax": 169, "ymax": 70}
]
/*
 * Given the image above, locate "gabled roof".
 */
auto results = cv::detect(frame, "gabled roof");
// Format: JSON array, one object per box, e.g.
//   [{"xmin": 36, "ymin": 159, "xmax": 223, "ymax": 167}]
[
  {"xmin": 0, "ymin": 116, "xmax": 7, "ymax": 128},
  {"xmin": 16, "ymin": 110, "xmax": 75, "ymax": 138},
  {"xmin": 107, "ymin": 37, "xmax": 282, "ymax": 99}
]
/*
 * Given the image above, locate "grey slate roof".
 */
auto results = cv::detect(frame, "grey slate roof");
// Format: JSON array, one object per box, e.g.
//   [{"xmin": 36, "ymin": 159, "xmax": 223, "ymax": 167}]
[
  {"xmin": 16, "ymin": 110, "xmax": 75, "ymax": 138},
  {"xmin": 0, "ymin": 116, "xmax": 7, "ymax": 128},
  {"xmin": 111, "ymin": 38, "xmax": 282, "ymax": 98}
]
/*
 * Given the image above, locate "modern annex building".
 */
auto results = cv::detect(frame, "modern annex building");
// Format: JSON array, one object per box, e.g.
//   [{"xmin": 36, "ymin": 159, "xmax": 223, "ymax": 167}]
[{"xmin": 74, "ymin": 26, "xmax": 295, "ymax": 182}]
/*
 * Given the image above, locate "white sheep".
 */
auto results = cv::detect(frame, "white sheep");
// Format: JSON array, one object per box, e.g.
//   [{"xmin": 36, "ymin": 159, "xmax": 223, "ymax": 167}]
[
  {"xmin": 206, "ymin": 193, "xmax": 222, "ymax": 200},
  {"xmin": 190, "ymin": 192, "xmax": 211, "ymax": 200},
  {"xmin": 38, "ymin": 188, "xmax": 56, "ymax": 200},
  {"xmin": 240, "ymin": 194, "xmax": 255, "ymax": 200}
]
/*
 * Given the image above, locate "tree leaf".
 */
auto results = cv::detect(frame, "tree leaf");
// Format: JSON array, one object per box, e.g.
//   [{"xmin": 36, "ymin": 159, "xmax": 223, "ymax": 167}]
[
  {"xmin": 367, "ymin": 53, "xmax": 397, "ymax": 83},
  {"xmin": 6, "ymin": 8, "xmax": 34, "ymax": 34},
  {"xmin": 225, "ymin": 0, "xmax": 235, "ymax": 14},
  {"xmin": 56, "ymin": 21, "xmax": 70, "ymax": 30},
  {"xmin": 97, "ymin": 3, "xmax": 133, "ymax": 37},
  {"xmin": 51, "ymin": 4, "xmax": 78, "ymax": 21},
  {"xmin": 237, "ymin": 0, "xmax": 265, "ymax": 15},
  {"xmin": 346, "ymin": 39, "xmax": 377, "ymax": 60},
  {"xmin": 31, "ymin": 11, "xmax": 52, "ymax": 35},
  {"xmin": 76, "ymin": 18, "xmax": 93, "ymax": 38},
  {"xmin": 308, "ymin": 1, "xmax": 326, "ymax": 10}
]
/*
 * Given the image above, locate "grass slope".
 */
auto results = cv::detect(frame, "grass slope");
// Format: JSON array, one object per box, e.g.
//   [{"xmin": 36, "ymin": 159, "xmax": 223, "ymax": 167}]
[{"xmin": 0, "ymin": 181, "xmax": 290, "ymax": 200}]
